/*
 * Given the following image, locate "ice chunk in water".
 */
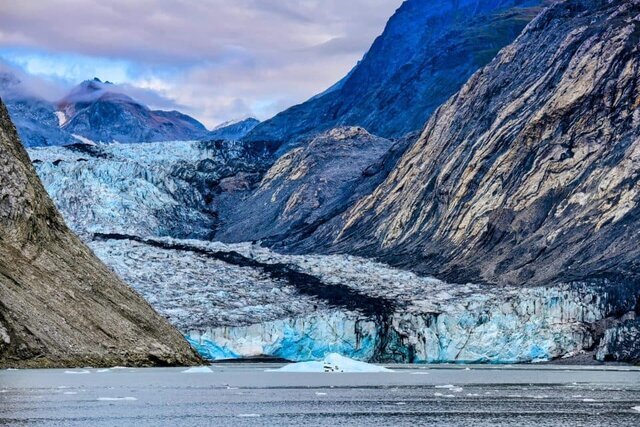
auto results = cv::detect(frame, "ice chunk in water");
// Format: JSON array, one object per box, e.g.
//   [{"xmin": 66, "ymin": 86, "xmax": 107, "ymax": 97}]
[
  {"xmin": 182, "ymin": 366, "xmax": 214, "ymax": 374},
  {"xmin": 273, "ymin": 353, "xmax": 393, "ymax": 373}
]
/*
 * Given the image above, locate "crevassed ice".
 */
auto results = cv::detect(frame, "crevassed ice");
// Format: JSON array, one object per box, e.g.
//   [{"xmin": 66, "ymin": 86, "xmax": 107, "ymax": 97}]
[{"xmin": 89, "ymin": 237, "xmax": 630, "ymax": 364}]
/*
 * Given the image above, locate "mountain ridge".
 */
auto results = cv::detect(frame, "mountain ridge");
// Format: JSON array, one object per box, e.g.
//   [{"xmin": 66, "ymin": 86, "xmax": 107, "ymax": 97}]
[
  {"xmin": 0, "ymin": 98, "xmax": 201, "ymax": 368},
  {"xmin": 244, "ymin": 0, "xmax": 551, "ymax": 152},
  {"xmin": 1, "ymin": 75, "xmax": 259, "ymax": 146},
  {"xmin": 298, "ymin": 0, "xmax": 640, "ymax": 288}
]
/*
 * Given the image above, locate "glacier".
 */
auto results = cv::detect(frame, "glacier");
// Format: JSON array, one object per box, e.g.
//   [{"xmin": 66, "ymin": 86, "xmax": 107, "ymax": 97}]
[
  {"xmin": 89, "ymin": 236, "xmax": 640, "ymax": 364},
  {"xmin": 27, "ymin": 140, "xmax": 268, "ymax": 239}
]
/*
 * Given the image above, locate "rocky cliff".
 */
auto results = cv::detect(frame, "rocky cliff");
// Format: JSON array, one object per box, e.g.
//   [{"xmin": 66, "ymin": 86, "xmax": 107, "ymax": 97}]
[
  {"xmin": 245, "ymin": 0, "xmax": 548, "ymax": 151},
  {"xmin": 0, "ymin": 98, "xmax": 200, "ymax": 368},
  {"xmin": 218, "ymin": 127, "xmax": 411, "ymax": 244},
  {"xmin": 313, "ymin": 0, "xmax": 640, "ymax": 290}
]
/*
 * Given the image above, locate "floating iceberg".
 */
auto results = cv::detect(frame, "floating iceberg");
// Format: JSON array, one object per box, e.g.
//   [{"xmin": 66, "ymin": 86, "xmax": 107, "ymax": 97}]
[
  {"xmin": 182, "ymin": 366, "xmax": 214, "ymax": 374},
  {"xmin": 273, "ymin": 353, "xmax": 393, "ymax": 373}
]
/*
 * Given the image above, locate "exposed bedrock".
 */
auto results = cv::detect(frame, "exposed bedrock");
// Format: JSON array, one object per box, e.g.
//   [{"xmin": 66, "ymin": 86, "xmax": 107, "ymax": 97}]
[
  {"xmin": 302, "ymin": 0, "xmax": 640, "ymax": 290},
  {"xmin": 0, "ymin": 98, "xmax": 200, "ymax": 368}
]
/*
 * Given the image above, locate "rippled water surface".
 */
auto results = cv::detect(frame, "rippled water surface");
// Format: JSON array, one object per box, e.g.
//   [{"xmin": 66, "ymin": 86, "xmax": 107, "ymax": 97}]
[{"xmin": 1, "ymin": 364, "xmax": 640, "ymax": 426}]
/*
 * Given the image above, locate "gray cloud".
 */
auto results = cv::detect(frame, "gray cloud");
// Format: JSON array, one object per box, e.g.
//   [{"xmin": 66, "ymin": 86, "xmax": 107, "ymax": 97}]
[
  {"xmin": 0, "ymin": 0, "xmax": 404, "ymax": 126},
  {"xmin": 0, "ymin": 59, "xmax": 69, "ymax": 101}
]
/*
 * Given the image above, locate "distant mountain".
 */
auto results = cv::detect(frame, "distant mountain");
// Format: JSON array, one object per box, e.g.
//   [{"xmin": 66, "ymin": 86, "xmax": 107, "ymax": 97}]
[
  {"xmin": 245, "ymin": 0, "xmax": 549, "ymax": 151},
  {"xmin": 207, "ymin": 118, "xmax": 260, "ymax": 141},
  {"xmin": 2, "ymin": 75, "xmax": 246, "ymax": 147},
  {"xmin": 0, "ymin": 98, "xmax": 200, "ymax": 368},
  {"xmin": 57, "ymin": 78, "xmax": 208, "ymax": 144},
  {"xmin": 0, "ymin": 72, "xmax": 74, "ymax": 147}
]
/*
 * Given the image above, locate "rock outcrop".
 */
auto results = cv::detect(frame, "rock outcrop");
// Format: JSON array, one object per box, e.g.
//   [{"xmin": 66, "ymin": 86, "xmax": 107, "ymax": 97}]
[
  {"xmin": 218, "ymin": 127, "xmax": 409, "ymax": 244},
  {"xmin": 313, "ymin": 0, "xmax": 640, "ymax": 288},
  {"xmin": 0, "ymin": 98, "xmax": 200, "ymax": 368},
  {"xmin": 245, "ymin": 0, "xmax": 548, "ymax": 151}
]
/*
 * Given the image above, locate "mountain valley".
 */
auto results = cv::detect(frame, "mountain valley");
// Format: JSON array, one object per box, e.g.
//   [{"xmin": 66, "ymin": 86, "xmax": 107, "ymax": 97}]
[{"xmin": 4, "ymin": 0, "xmax": 640, "ymax": 367}]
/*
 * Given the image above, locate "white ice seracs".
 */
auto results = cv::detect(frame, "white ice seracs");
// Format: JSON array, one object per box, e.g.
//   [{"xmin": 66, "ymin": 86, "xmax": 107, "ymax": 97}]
[
  {"xmin": 27, "ymin": 140, "xmax": 244, "ymax": 239},
  {"xmin": 89, "ymin": 236, "xmax": 621, "ymax": 364}
]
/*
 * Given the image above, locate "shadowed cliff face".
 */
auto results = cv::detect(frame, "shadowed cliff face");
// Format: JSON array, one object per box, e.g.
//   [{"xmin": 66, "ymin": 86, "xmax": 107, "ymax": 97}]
[
  {"xmin": 245, "ymin": 0, "xmax": 548, "ymax": 152},
  {"xmin": 0, "ymin": 98, "xmax": 200, "ymax": 368},
  {"xmin": 307, "ymin": 0, "xmax": 640, "ymax": 287}
]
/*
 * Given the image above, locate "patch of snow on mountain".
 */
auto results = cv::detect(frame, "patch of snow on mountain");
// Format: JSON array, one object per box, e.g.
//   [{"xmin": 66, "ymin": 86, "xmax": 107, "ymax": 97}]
[
  {"xmin": 71, "ymin": 134, "xmax": 97, "ymax": 145},
  {"xmin": 55, "ymin": 111, "xmax": 67, "ymax": 127}
]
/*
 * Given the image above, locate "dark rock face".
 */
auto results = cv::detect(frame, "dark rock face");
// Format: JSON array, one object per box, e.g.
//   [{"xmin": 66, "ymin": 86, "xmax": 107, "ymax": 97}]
[
  {"xmin": 58, "ymin": 79, "xmax": 208, "ymax": 144},
  {"xmin": 597, "ymin": 318, "xmax": 640, "ymax": 363},
  {"xmin": 310, "ymin": 0, "xmax": 640, "ymax": 289},
  {"xmin": 245, "ymin": 0, "xmax": 548, "ymax": 151},
  {"xmin": 0, "ymin": 98, "xmax": 200, "ymax": 368},
  {"xmin": 217, "ymin": 127, "xmax": 410, "ymax": 244}
]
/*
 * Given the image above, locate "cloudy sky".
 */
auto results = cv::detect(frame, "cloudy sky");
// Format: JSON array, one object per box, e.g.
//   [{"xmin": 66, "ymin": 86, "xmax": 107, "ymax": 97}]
[{"xmin": 0, "ymin": 0, "xmax": 403, "ymax": 128}]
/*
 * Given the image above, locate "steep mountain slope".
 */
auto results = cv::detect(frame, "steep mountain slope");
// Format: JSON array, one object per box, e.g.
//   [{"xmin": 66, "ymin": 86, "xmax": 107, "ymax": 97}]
[
  {"xmin": 218, "ymin": 127, "xmax": 411, "ymax": 244},
  {"xmin": 0, "ymin": 72, "xmax": 74, "ymax": 147},
  {"xmin": 0, "ymin": 99, "xmax": 200, "ymax": 368},
  {"xmin": 245, "ymin": 0, "xmax": 548, "ymax": 150},
  {"xmin": 314, "ymin": 0, "xmax": 640, "ymax": 288},
  {"xmin": 58, "ymin": 78, "xmax": 208, "ymax": 143}
]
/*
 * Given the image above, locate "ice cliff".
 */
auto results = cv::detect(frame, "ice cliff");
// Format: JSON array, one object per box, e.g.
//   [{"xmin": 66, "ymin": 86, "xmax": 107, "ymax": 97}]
[{"xmin": 89, "ymin": 235, "xmax": 640, "ymax": 363}]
